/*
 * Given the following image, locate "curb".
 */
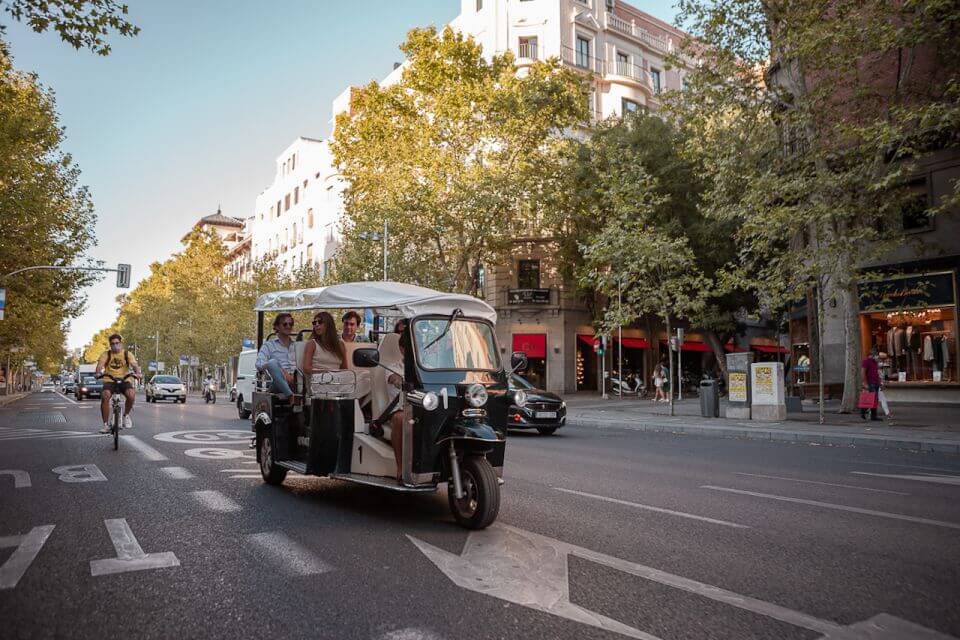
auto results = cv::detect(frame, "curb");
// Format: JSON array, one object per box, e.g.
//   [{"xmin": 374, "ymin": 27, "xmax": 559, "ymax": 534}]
[
  {"xmin": 570, "ymin": 418, "xmax": 960, "ymax": 455},
  {"xmin": 0, "ymin": 392, "xmax": 29, "ymax": 408}
]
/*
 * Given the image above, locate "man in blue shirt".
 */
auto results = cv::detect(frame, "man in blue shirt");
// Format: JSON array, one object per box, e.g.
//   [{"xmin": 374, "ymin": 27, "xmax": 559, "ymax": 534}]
[{"xmin": 256, "ymin": 313, "xmax": 296, "ymax": 400}]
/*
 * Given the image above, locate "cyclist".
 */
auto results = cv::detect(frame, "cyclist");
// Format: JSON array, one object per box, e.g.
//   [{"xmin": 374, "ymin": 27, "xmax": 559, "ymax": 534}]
[{"xmin": 96, "ymin": 333, "xmax": 142, "ymax": 433}]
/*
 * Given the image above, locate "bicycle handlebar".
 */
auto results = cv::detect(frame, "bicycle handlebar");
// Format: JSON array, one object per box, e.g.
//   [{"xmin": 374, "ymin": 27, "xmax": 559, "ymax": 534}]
[{"xmin": 96, "ymin": 373, "xmax": 139, "ymax": 382}]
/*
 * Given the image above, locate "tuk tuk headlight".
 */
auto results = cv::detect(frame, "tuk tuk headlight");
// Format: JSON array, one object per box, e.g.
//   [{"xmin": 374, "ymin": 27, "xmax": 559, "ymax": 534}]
[
  {"xmin": 513, "ymin": 389, "xmax": 528, "ymax": 408},
  {"xmin": 421, "ymin": 391, "xmax": 439, "ymax": 411},
  {"xmin": 464, "ymin": 383, "xmax": 488, "ymax": 408}
]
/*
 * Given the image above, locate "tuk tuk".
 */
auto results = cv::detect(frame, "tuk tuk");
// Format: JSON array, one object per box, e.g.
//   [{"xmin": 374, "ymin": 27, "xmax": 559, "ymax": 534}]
[{"xmin": 250, "ymin": 281, "xmax": 529, "ymax": 529}]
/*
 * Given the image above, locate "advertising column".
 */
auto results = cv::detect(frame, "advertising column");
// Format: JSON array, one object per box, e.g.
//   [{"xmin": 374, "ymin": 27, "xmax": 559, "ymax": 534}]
[
  {"xmin": 725, "ymin": 352, "xmax": 753, "ymax": 419},
  {"xmin": 751, "ymin": 361, "xmax": 786, "ymax": 421}
]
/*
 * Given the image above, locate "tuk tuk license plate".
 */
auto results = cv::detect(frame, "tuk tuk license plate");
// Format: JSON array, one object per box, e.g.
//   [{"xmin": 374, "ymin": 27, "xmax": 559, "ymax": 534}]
[{"xmin": 536, "ymin": 411, "xmax": 557, "ymax": 419}]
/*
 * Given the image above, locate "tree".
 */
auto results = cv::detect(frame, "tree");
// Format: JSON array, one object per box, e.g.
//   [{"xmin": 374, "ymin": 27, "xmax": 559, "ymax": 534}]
[
  {"xmin": 330, "ymin": 26, "xmax": 586, "ymax": 293},
  {"xmin": 0, "ymin": 45, "xmax": 97, "ymax": 385},
  {"xmin": 672, "ymin": 0, "xmax": 960, "ymax": 416},
  {"xmin": 1, "ymin": 0, "xmax": 138, "ymax": 55}
]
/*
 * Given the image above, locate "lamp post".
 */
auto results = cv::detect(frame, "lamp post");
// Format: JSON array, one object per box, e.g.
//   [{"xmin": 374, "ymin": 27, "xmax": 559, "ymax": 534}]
[
  {"xmin": 358, "ymin": 220, "xmax": 388, "ymax": 280},
  {"xmin": 618, "ymin": 278, "xmax": 623, "ymax": 398}
]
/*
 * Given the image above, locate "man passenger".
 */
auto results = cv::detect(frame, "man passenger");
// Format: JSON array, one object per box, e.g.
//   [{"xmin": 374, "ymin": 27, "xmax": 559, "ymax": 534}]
[
  {"xmin": 256, "ymin": 313, "xmax": 296, "ymax": 400},
  {"xmin": 341, "ymin": 310, "xmax": 365, "ymax": 343}
]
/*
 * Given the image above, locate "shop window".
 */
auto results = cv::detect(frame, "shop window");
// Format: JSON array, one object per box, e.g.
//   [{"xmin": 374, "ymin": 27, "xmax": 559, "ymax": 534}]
[
  {"xmin": 518, "ymin": 259, "xmax": 541, "ymax": 289},
  {"xmin": 902, "ymin": 178, "xmax": 932, "ymax": 232}
]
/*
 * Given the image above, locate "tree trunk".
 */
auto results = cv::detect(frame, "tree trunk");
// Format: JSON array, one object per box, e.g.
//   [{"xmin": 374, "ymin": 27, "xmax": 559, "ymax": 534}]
[
  {"xmin": 702, "ymin": 330, "xmax": 728, "ymax": 378},
  {"xmin": 839, "ymin": 282, "xmax": 862, "ymax": 413},
  {"xmin": 815, "ymin": 282, "xmax": 826, "ymax": 425}
]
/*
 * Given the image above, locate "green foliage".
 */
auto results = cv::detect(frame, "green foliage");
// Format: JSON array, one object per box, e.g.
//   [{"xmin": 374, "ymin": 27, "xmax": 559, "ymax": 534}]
[
  {"xmin": 0, "ymin": 46, "xmax": 97, "ymax": 373},
  {"xmin": 331, "ymin": 26, "xmax": 586, "ymax": 293},
  {"xmin": 1, "ymin": 0, "xmax": 139, "ymax": 55}
]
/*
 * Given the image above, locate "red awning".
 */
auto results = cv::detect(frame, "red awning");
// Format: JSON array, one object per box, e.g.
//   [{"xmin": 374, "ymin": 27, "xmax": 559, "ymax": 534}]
[
  {"xmin": 613, "ymin": 337, "xmax": 651, "ymax": 349},
  {"xmin": 578, "ymin": 334, "xmax": 599, "ymax": 348},
  {"xmin": 513, "ymin": 333, "xmax": 546, "ymax": 359},
  {"xmin": 752, "ymin": 344, "xmax": 788, "ymax": 354},
  {"xmin": 660, "ymin": 340, "xmax": 713, "ymax": 352},
  {"xmin": 724, "ymin": 342, "xmax": 749, "ymax": 352}
]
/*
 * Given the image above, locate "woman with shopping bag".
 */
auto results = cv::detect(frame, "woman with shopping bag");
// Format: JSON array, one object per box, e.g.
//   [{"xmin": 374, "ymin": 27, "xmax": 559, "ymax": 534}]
[{"xmin": 859, "ymin": 350, "xmax": 882, "ymax": 421}]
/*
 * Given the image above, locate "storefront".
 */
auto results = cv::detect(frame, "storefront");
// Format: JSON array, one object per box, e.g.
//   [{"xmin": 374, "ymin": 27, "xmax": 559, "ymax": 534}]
[
  {"xmin": 513, "ymin": 333, "xmax": 547, "ymax": 389},
  {"xmin": 858, "ymin": 270, "xmax": 958, "ymax": 388}
]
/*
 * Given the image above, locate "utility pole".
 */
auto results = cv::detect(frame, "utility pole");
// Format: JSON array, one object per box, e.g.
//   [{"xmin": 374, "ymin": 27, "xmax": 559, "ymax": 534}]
[
  {"xmin": 383, "ymin": 220, "xmax": 388, "ymax": 281},
  {"xmin": 618, "ymin": 279, "xmax": 623, "ymax": 398}
]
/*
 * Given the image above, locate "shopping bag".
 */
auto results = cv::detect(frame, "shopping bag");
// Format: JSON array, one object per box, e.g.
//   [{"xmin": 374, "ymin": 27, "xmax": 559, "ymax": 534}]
[
  {"xmin": 857, "ymin": 390, "xmax": 878, "ymax": 409},
  {"xmin": 877, "ymin": 389, "xmax": 890, "ymax": 416}
]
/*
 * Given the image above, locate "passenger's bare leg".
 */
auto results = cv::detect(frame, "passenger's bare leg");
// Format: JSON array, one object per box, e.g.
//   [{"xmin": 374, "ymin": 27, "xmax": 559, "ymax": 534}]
[{"xmin": 390, "ymin": 412, "xmax": 403, "ymax": 481}]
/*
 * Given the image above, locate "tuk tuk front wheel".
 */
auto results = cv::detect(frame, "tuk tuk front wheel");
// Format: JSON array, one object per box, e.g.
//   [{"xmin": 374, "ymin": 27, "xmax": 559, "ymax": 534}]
[
  {"xmin": 448, "ymin": 455, "xmax": 500, "ymax": 530},
  {"xmin": 259, "ymin": 432, "xmax": 287, "ymax": 485}
]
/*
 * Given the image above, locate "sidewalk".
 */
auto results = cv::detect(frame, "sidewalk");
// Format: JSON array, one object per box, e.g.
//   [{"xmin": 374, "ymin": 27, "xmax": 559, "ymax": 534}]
[
  {"xmin": 564, "ymin": 393, "xmax": 960, "ymax": 454},
  {"xmin": 0, "ymin": 392, "xmax": 29, "ymax": 407}
]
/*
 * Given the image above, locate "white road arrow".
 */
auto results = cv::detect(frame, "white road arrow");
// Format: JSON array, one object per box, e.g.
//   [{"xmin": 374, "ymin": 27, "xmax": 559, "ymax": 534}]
[{"xmin": 409, "ymin": 524, "xmax": 957, "ymax": 640}]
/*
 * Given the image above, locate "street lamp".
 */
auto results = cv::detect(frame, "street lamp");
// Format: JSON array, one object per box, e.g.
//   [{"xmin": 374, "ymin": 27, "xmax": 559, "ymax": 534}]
[{"xmin": 358, "ymin": 220, "xmax": 388, "ymax": 281}]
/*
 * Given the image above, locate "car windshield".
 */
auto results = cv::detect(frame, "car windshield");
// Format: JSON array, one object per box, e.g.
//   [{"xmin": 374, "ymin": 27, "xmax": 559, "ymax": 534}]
[
  {"xmin": 509, "ymin": 374, "xmax": 535, "ymax": 390},
  {"xmin": 413, "ymin": 318, "xmax": 500, "ymax": 371},
  {"xmin": 82, "ymin": 376, "xmax": 97, "ymax": 384},
  {"xmin": 153, "ymin": 376, "xmax": 181, "ymax": 384}
]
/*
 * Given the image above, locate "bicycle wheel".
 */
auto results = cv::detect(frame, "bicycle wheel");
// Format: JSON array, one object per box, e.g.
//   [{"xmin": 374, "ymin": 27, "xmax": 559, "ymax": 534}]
[{"xmin": 113, "ymin": 402, "xmax": 120, "ymax": 450}]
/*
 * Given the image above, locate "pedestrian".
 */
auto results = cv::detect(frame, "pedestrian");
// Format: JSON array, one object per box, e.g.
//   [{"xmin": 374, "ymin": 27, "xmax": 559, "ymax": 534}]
[
  {"xmin": 860, "ymin": 348, "xmax": 882, "ymax": 422},
  {"xmin": 653, "ymin": 359, "xmax": 667, "ymax": 403}
]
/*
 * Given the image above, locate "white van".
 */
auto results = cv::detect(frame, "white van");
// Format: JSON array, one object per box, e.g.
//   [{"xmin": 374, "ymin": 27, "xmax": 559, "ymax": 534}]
[{"xmin": 235, "ymin": 349, "xmax": 257, "ymax": 419}]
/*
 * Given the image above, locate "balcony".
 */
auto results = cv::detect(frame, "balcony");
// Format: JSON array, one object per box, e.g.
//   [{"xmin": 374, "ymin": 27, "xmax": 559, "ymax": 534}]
[
  {"xmin": 605, "ymin": 13, "xmax": 671, "ymax": 53},
  {"xmin": 561, "ymin": 44, "xmax": 605, "ymax": 75},
  {"xmin": 507, "ymin": 288, "xmax": 553, "ymax": 306},
  {"xmin": 517, "ymin": 42, "xmax": 539, "ymax": 61},
  {"xmin": 607, "ymin": 59, "xmax": 653, "ymax": 91}
]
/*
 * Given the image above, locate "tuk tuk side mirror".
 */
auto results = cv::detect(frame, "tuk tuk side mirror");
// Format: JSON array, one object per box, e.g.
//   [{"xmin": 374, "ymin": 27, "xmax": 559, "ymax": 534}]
[
  {"xmin": 353, "ymin": 347, "xmax": 380, "ymax": 368},
  {"xmin": 510, "ymin": 351, "xmax": 528, "ymax": 373}
]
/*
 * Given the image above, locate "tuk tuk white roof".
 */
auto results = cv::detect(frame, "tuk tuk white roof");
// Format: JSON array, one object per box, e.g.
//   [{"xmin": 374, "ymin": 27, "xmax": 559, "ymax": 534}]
[{"xmin": 254, "ymin": 281, "xmax": 497, "ymax": 323}]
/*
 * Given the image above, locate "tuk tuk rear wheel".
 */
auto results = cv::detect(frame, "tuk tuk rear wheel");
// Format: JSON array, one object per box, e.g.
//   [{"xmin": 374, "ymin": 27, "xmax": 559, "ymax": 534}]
[
  {"xmin": 259, "ymin": 432, "xmax": 287, "ymax": 485},
  {"xmin": 448, "ymin": 455, "xmax": 500, "ymax": 530}
]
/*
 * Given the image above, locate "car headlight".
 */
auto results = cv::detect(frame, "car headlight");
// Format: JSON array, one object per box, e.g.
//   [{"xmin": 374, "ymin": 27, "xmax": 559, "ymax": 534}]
[
  {"xmin": 513, "ymin": 389, "xmax": 528, "ymax": 408},
  {"xmin": 81, "ymin": 387, "xmax": 87, "ymax": 392},
  {"xmin": 561, "ymin": 401, "xmax": 566, "ymax": 409},
  {"xmin": 464, "ymin": 383, "xmax": 488, "ymax": 408},
  {"xmin": 421, "ymin": 391, "xmax": 439, "ymax": 411}
]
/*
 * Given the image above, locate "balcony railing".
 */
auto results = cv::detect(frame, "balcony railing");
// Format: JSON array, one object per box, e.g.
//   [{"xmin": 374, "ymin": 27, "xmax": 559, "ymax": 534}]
[
  {"xmin": 605, "ymin": 13, "xmax": 671, "ymax": 53},
  {"xmin": 561, "ymin": 44, "xmax": 605, "ymax": 74},
  {"xmin": 610, "ymin": 59, "xmax": 651, "ymax": 89},
  {"xmin": 517, "ymin": 42, "xmax": 539, "ymax": 60}
]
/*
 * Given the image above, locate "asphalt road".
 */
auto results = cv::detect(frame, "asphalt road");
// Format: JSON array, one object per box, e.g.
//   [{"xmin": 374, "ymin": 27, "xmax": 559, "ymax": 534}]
[{"xmin": 2, "ymin": 391, "xmax": 959, "ymax": 640}]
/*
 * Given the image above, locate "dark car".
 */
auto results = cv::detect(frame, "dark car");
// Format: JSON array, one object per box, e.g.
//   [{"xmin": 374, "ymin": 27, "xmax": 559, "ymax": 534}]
[
  {"xmin": 76, "ymin": 375, "xmax": 103, "ymax": 400},
  {"xmin": 507, "ymin": 374, "xmax": 566, "ymax": 435},
  {"xmin": 62, "ymin": 380, "xmax": 76, "ymax": 394}
]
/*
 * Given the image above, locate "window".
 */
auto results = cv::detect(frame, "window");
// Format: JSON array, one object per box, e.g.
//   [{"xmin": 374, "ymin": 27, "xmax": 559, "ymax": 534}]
[
  {"xmin": 518, "ymin": 259, "xmax": 541, "ymax": 289},
  {"xmin": 476, "ymin": 0, "xmax": 482, "ymax": 10},
  {"xmin": 650, "ymin": 68, "xmax": 662, "ymax": 94},
  {"xmin": 292, "ymin": 223, "xmax": 297, "ymax": 244},
  {"xmin": 902, "ymin": 178, "xmax": 933, "ymax": 232},
  {"xmin": 576, "ymin": 36, "xmax": 590, "ymax": 69},
  {"xmin": 308, "ymin": 209, "xmax": 314, "ymax": 228},
  {"xmin": 276, "ymin": 200, "xmax": 281, "ymax": 217},
  {"xmin": 284, "ymin": 194, "xmax": 290, "ymax": 211},
  {"xmin": 518, "ymin": 36, "xmax": 538, "ymax": 60},
  {"xmin": 294, "ymin": 186, "xmax": 299, "ymax": 205},
  {"xmin": 622, "ymin": 98, "xmax": 640, "ymax": 114},
  {"xmin": 323, "ymin": 259, "xmax": 332, "ymax": 276},
  {"xmin": 303, "ymin": 179, "xmax": 308, "ymax": 189},
  {"xmin": 616, "ymin": 51, "xmax": 629, "ymax": 76},
  {"xmin": 306, "ymin": 243, "xmax": 314, "ymax": 261}
]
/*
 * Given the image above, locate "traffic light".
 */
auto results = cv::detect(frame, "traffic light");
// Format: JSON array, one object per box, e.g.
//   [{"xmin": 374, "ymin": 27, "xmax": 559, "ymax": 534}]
[{"xmin": 116, "ymin": 263, "xmax": 131, "ymax": 288}]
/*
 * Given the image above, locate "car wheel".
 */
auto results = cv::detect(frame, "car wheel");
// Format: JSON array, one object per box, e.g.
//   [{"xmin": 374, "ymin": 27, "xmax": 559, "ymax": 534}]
[
  {"xmin": 179, "ymin": 397, "xmax": 186, "ymax": 404},
  {"xmin": 448, "ymin": 455, "xmax": 500, "ymax": 530},
  {"xmin": 259, "ymin": 431, "xmax": 287, "ymax": 485},
  {"xmin": 237, "ymin": 396, "xmax": 251, "ymax": 420},
  {"xmin": 537, "ymin": 427, "xmax": 557, "ymax": 436}
]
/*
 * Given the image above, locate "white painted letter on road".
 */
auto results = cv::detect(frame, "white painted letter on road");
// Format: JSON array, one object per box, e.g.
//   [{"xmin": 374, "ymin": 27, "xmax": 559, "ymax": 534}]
[
  {"xmin": 0, "ymin": 525, "xmax": 55, "ymax": 589},
  {"xmin": 90, "ymin": 518, "xmax": 179, "ymax": 576},
  {"xmin": 183, "ymin": 448, "xmax": 245, "ymax": 460},
  {"xmin": 52, "ymin": 464, "xmax": 106, "ymax": 483},
  {"xmin": 0, "ymin": 469, "xmax": 31, "ymax": 488}
]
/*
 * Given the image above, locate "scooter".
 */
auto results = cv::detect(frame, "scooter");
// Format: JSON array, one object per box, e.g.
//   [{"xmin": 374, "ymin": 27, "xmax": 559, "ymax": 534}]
[
  {"xmin": 203, "ymin": 381, "xmax": 217, "ymax": 404},
  {"xmin": 608, "ymin": 372, "xmax": 645, "ymax": 398}
]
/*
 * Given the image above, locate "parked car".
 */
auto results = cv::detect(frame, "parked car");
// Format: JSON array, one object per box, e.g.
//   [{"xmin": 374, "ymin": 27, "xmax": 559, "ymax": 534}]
[
  {"xmin": 507, "ymin": 374, "xmax": 566, "ymax": 435},
  {"xmin": 76, "ymin": 375, "xmax": 103, "ymax": 400},
  {"xmin": 41, "ymin": 381, "xmax": 56, "ymax": 392},
  {"xmin": 145, "ymin": 375, "xmax": 187, "ymax": 403},
  {"xmin": 234, "ymin": 349, "xmax": 256, "ymax": 419}
]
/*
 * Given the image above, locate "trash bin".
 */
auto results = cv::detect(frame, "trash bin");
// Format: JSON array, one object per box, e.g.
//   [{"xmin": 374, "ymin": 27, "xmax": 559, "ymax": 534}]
[{"xmin": 699, "ymin": 379, "xmax": 720, "ymax": 418}]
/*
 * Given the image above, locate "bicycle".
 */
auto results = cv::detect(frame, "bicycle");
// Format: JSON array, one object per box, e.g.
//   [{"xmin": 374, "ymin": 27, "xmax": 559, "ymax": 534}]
[{"xmin": 98, "ymin": 373, "xmax": 137, "ymax": 450}]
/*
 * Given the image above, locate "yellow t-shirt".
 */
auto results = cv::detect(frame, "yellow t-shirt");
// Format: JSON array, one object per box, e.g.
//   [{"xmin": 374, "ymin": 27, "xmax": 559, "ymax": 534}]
[{"xmin": 99, "ymin": 349, "xmax": 138, "ymax": 380}]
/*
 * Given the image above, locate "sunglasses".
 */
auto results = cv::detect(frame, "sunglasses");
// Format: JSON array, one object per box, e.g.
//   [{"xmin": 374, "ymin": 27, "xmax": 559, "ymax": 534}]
[{"xmin": 279, "ymin": 321, "xmax": 294, "ymax": 327}]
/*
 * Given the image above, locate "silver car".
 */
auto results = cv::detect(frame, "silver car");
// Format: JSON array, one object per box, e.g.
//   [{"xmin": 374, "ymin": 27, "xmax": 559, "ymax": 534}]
[{"xmin": 145, "ymin": 375, "xmax": 187, "ymax": 403}]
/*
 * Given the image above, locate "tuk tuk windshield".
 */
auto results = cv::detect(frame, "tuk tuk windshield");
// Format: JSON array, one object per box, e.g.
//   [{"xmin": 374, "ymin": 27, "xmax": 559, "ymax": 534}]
[{"xmin": 413, "ymin": 318, "xmax": 500, "ymax": 371}]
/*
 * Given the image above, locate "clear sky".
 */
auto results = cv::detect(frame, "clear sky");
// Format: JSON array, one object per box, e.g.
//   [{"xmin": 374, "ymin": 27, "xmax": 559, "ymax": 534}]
[{"xmin": 4, "ymin": 0, "xmax": 678, "ymax": 352}]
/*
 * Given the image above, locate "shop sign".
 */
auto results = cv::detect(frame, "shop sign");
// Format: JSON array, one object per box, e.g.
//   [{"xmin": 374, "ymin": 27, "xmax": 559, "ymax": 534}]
[
  {"xmin": 507, "ymin": 288, "xmax": 550, "ymax": 305},
  {"xmin": 729, "ymin": 373, "xmax": 748, "ymax": 402},
  {"xmin": 858, "ymin": 272, "xmax": 955, "ymax": 312}
]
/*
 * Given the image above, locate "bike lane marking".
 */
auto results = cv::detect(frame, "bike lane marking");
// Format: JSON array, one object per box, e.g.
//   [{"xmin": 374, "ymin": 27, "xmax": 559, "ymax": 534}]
[
  {"xmin": 0, "ymin": 469, "xmax": 31, "ymax": 488},
  {"xmin": 191, "ymin": 490, "xmax": 241, "ymax": 512},
  {"xmin": 121, "ymin": 435, "xmax": 168, "ymax": 461},
  {"xmin": 0, "ymin": 525, "xmax": 55, "ymax": 589},
  {"xmin": 159, "ymin": 466, "xmax": 195, "ymax": 479},
  {"xmin": 52, "ymin": 464, "xmax": 107, "ymax": 483},
  {"xmin": 733, "ymin": 472, "xmax": 910, "ymax": 495},
  {"xmin": 246, "ymin": 531, "xmax": 333, "ymax": 576},
  {"xmin": 89, "ymin": 518, "xmax": 179, "ymax": 576},
  {"xmin": 701, "ymin": 485, "xmax": 960, "ymax": 530},
  {"xmin": 555, "ymin": 487, "xmax": 749, "ymax": 529}
]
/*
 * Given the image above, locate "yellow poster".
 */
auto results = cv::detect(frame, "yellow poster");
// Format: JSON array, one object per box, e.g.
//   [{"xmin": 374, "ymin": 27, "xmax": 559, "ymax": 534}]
[
  {"xmin": 755, "ymin": 365, "xmax": 774, "ymax": 396},
  {"xmin": 729, "ymin": 372, "xmax": 747, "ymax": 402}
]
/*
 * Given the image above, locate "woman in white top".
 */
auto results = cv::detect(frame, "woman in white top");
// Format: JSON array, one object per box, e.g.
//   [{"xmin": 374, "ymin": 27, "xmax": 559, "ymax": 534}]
[{"xmin": 303, "ymin": 311, "xmax": 348, "ymax": 377}]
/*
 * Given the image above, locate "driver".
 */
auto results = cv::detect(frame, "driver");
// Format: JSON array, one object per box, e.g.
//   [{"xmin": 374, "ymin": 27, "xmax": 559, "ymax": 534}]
[{"xmin": 96, "ymin": 333, "xmax": 142, "ymax": 433}]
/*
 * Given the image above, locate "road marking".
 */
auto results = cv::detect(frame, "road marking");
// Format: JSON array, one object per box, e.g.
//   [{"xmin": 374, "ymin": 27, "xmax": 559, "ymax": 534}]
[
  {"xmin": 229, "ymin": 474, "xmax": 262, "ymax": 479},
  {"xmin": 851, "ymin": 471, "xmax": 960, "ymax": 486},
  {"xmin": 55, "ymin": 392, "xmax": 80, "ymax": 405},
  {"xmin": 121, "ymin": 435, "xmax": 168, "ymax": 461},
  {"xmin": 701, "ymin": 486, "xmax": 960, "ymax": 530},
  {"xmin": 0, "ymin": 469, "xmax": 31, "ymax": 488},
  {"xmin": 854, "ymin": 461, "xmax": 960, "ymax": 473},
  {"xmin": 155, "ymin": 429, "xmax": 251, "ymax": 444},
  {"xmin": 241, "ymin": 460, "xmax": 258, "ymax": 465},
  {"xmin": 184, "ymin": 448, "xmax": 245, "ymax": 459},
  {"xmin": 0, "ymin": 525, "xmax": 55, "ymax": 589},
  {"xmin": 246, "ymin": 531, "xmax": 332, "ymax": 576},
  {"xmin": 191, "ymin": 490, "xmax": 241, "ymax": 512},
  {"xmin": 555, "ymin": 488, "xmax": 749, "ymax": 529},
  {"xmin": 0, "ymin": 427, "xmax": 99, "ymax": 442},
  {"xmin": 219, "ymin": 469, "xmax": 255, "ymax": 473},
  {"xmin": 160, "ymin": 466, "xmax": 194, "ymax": 479},
  {"xmin": 52, "ymin": 464, "xmax": 107, "ymax": 483},
  {"xmin": 90, "ymin": 518, "xmax": 180, "ymax": 576},
  {"xmin": 733, "ymin": 472, "xmax": 909, "ymax": 495}
]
